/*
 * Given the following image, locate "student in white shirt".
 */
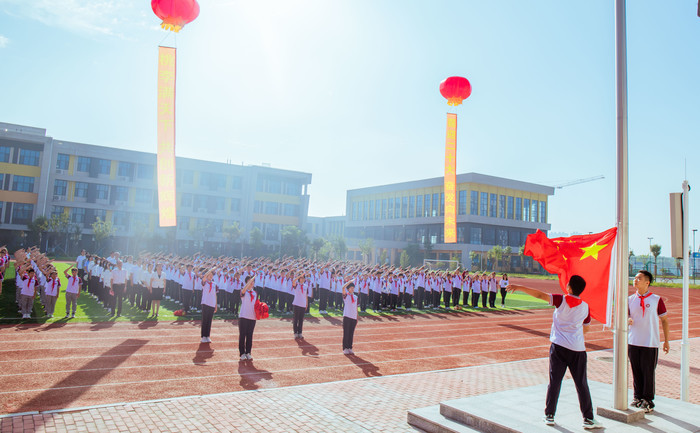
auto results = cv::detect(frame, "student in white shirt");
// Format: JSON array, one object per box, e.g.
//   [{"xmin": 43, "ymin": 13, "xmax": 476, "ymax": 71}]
[
  {"xmin": 110, "ymin": 261, "xmax": 128, "ymax": 317},
  {"xmin": 487, "ymin": 272, "xmax": 499, "ymax": 308},
  {"xmin": 199, "ymin": 270, "xmax": 218, "ymax": 343},
  {"xmin": 508, "ymin": 275, "xmax": 602, "ymax": 430},
  {"xmin": 150, "ymin": 263, "xmax": 166, "ymax": 317},
  {"xmin": 18, "ymin": 267, "xmax": 39, "ymax": 319},
  {"xmin": 42, "ymin": 269, "xmax": 61, "ymax": 318},
  {"xmin": 239, "ymin": 275, "xmax": 258, "ymax": 361},
  {"xmin": 499, "ymin": 273, "xmax": 509, "ymax": 307},
  {"xmin": 291, "ymin": 272, "xmax": 310, "ymax": 339},
  {"xmin": 63, "ymin": 266, "xmax": 83, "ymax": 319},
  {"xmin": 342, "ymin": 279, "xmax": 358, "ymax": 355}
]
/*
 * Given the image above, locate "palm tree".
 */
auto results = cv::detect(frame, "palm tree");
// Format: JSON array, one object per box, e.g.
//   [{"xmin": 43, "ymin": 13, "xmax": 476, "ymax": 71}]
[{"xmin": 650, "ymin": 244, "xmax": 661, "ymax": 278}]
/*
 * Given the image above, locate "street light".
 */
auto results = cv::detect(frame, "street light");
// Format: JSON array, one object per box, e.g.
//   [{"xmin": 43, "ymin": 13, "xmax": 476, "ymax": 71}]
[
  {"xmin": 647, "ymin": 237, "xmax": 653, "ymax": 272},
  {"xmin": 693, "ymin": 229, "xmax": 697, "ymax": 283}
]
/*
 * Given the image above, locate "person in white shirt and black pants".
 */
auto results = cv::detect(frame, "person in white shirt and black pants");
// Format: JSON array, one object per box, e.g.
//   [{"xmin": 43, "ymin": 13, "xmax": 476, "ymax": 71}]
[
  {"xmin": 199, "ymin": 270, "xmax": 218, "ymax": 343},
  {"xmin": 342, "ymin": 279, "xmax": 358, "ymax": 355},
  {"xmin": 291, "ymin": 272, "xmax": 309, "ymax": 338},
  {"xmin": 238, "ymin": 275, "xmax": 258, "ymax": 361}
]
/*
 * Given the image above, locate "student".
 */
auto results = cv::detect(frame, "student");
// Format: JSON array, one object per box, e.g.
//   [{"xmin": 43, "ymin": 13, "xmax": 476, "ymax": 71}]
[
  {"xmin": 628, "ymin": 270, "xmax": 670, "ymax": 413},
  {"xmin": 508, "ymin": 275, "xmax": 602, "ymax": 429},
  {"xmin": 451, "ymin": 270, "xmax": 462, "ymax": 308},
  {"xmin": 42, "ymin": 269, "xmax": 61, "ymax": 318},
  {"xmin": 0, "ymin": 247, "xmax": 9, "ymax": 296},
  {"xmin": 63, "ymin": 266, "xmax": 83, "ymax": 319},
  {"xmin": 487, "ymin": 272, "xmax": 498, "ymax": 308},
  {"xmin": 291, "ymin": 272, "xmax": 310, "ymax": 339},
  {"xmin": 180, "ymin": 263, "xmax": 196, "ymax": 314},
  {"xmin": 342, "ymin": 279, "xmax": 358, "ymax": 355},
  {"xmin": 199, "ymin": 270, "xmax": 218, "ymax": 343},
  {"xmin": 499, "ymin": 273, "xmax": 509, "ymax": 307},
  {"xmin": 110, "ymin": 260, "xmax": 128, "ymax": 317},
  {"xmin": 19, "ymin": 267, "xmax": 39, "ymax": 319},
  {"xmin": 149, "ymin": 263, "xmax": 166, "ymax": 317},
  {"xmin": 239, "ymin": 275, "xmax": 258, "ymax": 361},
  {"xmin": 471, "ymin": 274, "xmax": 481, "ymax": 308},
  {"xmin": 230, "ymin": 271, "xmax": 242, "ymax": 317}
]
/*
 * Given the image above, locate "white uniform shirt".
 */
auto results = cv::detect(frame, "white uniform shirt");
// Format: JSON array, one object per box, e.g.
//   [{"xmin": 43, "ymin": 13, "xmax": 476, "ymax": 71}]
[
  {"xmin": 200, "ymin": 280, "xmax": 218, "ymax": 308},
  {"xmin": 66, "ymin": 276, "xmax": 81, "ymax": 294},
  {"xmin": 343, "ymin": 291, "xmax": 358, "ymax": 320},
  {"xmin": 240, "ymin": 289, "xmax": 258, "ymax": 320},
  {"xmin": 549, "ymin": 294, "xmax": 591, "ymax": 352},
  {"xmin": 628, "ymin": 292, "xmax": 667, "ymax": 348}
]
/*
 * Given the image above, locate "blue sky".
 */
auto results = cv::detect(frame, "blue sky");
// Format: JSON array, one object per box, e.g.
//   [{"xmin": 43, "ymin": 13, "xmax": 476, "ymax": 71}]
[{"xmin": 1, "ymin": 0, "xmax": 699, "ymax": 257}]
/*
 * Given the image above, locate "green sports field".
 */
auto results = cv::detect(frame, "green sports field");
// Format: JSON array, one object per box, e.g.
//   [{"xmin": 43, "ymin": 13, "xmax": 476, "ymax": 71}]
[{"xmin": 0, "ymin": 262, "xmax": 549, "ymax": 324}]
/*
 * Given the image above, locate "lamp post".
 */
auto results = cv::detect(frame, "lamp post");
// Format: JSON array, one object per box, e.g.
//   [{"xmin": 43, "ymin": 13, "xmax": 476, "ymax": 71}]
[
  {"xmin": 693, "ymin": 229, "xmax": 697, "ymax": 283},
  {"xmin": 647, "ymin": 237, "xmax": 653, "ymax": 271}
]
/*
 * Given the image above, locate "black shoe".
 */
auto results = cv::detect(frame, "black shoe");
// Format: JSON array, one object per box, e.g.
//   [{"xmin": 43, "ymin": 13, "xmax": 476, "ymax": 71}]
[
  {"xmin": 630, "ymin": 398, "xmax": 642, "ymax": 408},
  {"xmin": 640, "ymin": 399, "xmax": 654, "ymax": 413},
  {"xmin": 543, "ymin": 414, "xmax": 555, "ymax": 426}
]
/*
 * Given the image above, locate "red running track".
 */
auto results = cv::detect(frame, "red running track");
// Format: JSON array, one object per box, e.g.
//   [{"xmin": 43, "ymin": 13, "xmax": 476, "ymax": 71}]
[{"xmin": 1, "ymin": 279, "xmax": 698, "ymax": 415}]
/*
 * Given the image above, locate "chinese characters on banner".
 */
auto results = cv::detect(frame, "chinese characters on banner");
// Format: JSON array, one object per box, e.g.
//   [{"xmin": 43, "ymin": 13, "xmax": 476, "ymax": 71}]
[
  {"xmin": 444, "ymin": 113, "xmax": 457, "ymax": 243},
  {"xmin": 157, "ymin": 46, "xmax": 177, "ymax": 227}
]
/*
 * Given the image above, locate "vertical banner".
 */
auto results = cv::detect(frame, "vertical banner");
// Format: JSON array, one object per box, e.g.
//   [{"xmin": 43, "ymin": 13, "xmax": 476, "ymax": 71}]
[
  {"xmin": 157, "ymin": 46, "xmax": 177, "ymax": 227},
  {"xmin": 444, "ymin": 113, "xmax": 457, "ymax": 243}
]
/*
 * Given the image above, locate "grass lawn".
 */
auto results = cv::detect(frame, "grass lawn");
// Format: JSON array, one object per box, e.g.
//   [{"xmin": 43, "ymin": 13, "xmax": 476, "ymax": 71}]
[{"xmin": 0, "ymin": 262, "xmax": 549, "ymax": 324}]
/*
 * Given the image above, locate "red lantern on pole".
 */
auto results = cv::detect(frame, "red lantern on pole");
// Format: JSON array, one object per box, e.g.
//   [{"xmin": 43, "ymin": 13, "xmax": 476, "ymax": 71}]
[
  {"xmin": 151, "ymin": 0, "xmax": 200, "ymax": 33},
  {"xmin": 440, "ymin": 76, "xmax": 472, "ymax": 106},
  {"xmin": 440, "ymin": 76, "xmax": 471, "ymax": 243}
]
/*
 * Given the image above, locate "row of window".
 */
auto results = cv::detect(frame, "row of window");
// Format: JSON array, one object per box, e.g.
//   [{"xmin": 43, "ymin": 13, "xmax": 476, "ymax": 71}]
[
  {"xmin": 1, "ymin": 202, "xmax": 34, "ymax": 225},
  {"xmin": 57, "ymin": 154, "xmax": 155, "ymax": 180},
  {"xmin": 350, "ymin": 191, "xmax": 547, "ymax": 224},
  {"xmin": 0, "ymin": 146, "xmax": 41, "ymax": 166},
  {"xmin": 253, "ymin": 200, "xmax": 301, "ymax": 217},
  {"xmin": 345, "ymin": 224, "xmax": 531, "ymax": 247},
  {"xmin": 0, "ymin": 174, "xmax": 36, "ymax": 193},
  {"xmin": 256, "ymin": 175, "xmax": 302, "ymax": 196}
]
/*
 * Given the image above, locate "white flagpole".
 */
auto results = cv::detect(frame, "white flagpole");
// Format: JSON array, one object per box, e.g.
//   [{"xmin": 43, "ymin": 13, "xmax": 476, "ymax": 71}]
[
  {"xmin": 681, "ymin": 180, "xmax": 690, "ymax": 401},
  {"xmin": 613, "ymin": 0, "xmax": 629, "ymax": 410}
]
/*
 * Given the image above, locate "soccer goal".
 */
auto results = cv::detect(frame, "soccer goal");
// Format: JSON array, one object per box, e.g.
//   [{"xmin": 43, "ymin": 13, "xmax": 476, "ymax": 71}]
[{"xmin": 423, "ymin": 259, "xmax": 461, "ymax": 271}]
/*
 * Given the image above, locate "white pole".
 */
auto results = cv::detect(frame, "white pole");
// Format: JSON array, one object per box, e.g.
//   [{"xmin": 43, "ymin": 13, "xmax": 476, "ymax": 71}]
[
  {"xmin": 613, "ymin": 0, "xmax": 629, "ymax": 410},
  {"xmin": 681, "ymin": 180, "xmax": 690, "ymax": 401}
]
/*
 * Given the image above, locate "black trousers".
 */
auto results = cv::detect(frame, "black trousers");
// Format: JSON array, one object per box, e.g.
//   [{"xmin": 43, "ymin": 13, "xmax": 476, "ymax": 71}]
[
  {"xmin": 452, "ymin": 288, "xmax": 461, "ymax": 307},
  {"xmin": 403, "ymin": 293, "xmax": 413, "ymax": 309},
  {"xmin": 373, "ymin": 291, "xmax": 381, "ymax": 310},
  {"xmin": 194, "ymin": 290, "xmax": 202, "ymax": 308},
  {"xmin": 342, "ymin": 316, "xmax": 357, "ymax": 350},
  {"xmin": 500, "ymin": 287, "xmax": 508, "ymax": 305},
  {"xmin": 359, "ymin": 293, "xmax": 368, "ymax": 311},
  {"xmin": 201, "ymin": 304, "xmax": 215, "ymax": 337},
  {"xmin": 293, "ymin": 305, "xmax": 306, "ymax": 334},
  {"xmin": 416, "ymin": 287, "xmax": 424, "ymax": 309},
  {"xmin": 319, "ymin": 288, "xmax": 329, "ymax": 311},
  {"xmin": 443, "ymin": 290, "xmax": 451, "ymax": 308},
  {"xmin": 481, "ymin": 291, "xmax": 488, "ymax": 308},
  {"xmin": 231, "ymin": 290, "xmax": 241, "ymax": 315},
  {"xmin": 463, "ymin": 289, "xmax": 471, "ymax": 306},
  {"xmin": 390, "ymin": 293, "xmax": 398, "ymax": 310},
  {"xmin": 472, "ymin": 291, "xmax": 480, "ymax": 307},
  {"xmin": 182, "ymin": 289, "xmax": 192, "ymax": 312},
  {"xmin": 629, "ymin": 344, "xmax": 658, "ymax": 402},
  {"xmin": 488, "ymin": 291, "xmax": 497, "ymax": 308},
  {"xmin": 432, "ymin": 291, "xmax": 441, "ymax": 307},
  {"xmin": 546, "ymin": 343, "xmax": 593, "ymax": 419},
  {"xmin": 239, "ymin": 318, "xmax": 256, "ymax": 355},
  {"xmin": 78, "ymin": 269, "xmax": 86, "ymax": 291},
  {"xmin": 112, "ymin": 283, "xmax": 125, "ymax": 316}
]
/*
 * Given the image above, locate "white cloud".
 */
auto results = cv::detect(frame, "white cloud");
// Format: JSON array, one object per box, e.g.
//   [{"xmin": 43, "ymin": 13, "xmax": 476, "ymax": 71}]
[
  {"xmin": 0, "ymin": 0, "xmax": 149, "ymax": 37},
  {"xmin": 0, "ymin": 35, "xmax": 8, "ymax": 47}
]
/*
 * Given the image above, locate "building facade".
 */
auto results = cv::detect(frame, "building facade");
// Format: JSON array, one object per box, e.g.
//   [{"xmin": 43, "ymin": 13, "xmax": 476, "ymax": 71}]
[
  {"xmin": 0, "ymin": 122, "xmax": 311, "ymax": 255},
  {"xmin": 343, "ymin": 173, "xmax": 554, "ymax": 268}
]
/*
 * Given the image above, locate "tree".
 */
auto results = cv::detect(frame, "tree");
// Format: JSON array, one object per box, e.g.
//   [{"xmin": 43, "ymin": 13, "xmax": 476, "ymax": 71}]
[
  {"xmin": 405, "ymin": 243, "xmax": 423, "ymax": 267},
  {"xmin": 423, "ymin": 237, "xmax": 433, "ymax": 260},
  {"xmin": 400, "ymin": 250, "xmax": 410, "ymax": 268},
  {"xmin": 92, "ymin": 217, "xmax": 115, "ymax": 255},
  {"xmin": 487, "ymin": 245, "xmax": 504, "ymax": 272},
  {"xmin": 222, "ymin": 222, "xmax": 241, "ymax": 256},
  {"xmin": 311, "ymin": 238, "xmax": 325, "ymax": 261},
  {"xmin": 519, "ymin": 245, "xmax": 529, "ymax": 273},
  {"xmin": 281, "ymin": 225, "xmax": 307, "ymax": 258},
  {"xmin": 318, "ymin": 239, "xmax": 334, "ymax": 261},
  {"xmin": 650, "ymin": 244, "xmax": 661, "ymax": 278},
  {"xmin": 359, "ymin": 238, "xmax": 374, "ymax": 264},
  {"xmin": 379, "ymin": 249, "xmax": 388, "ymax": 265},
  {"xmin": 27, "ymin": 216, "xmax": 49, "ymax": 250},
  {"xmin": 48, "ymin": 212, "xmax": 72, "ymax": 255},
  {"xmin": 332, "ymin": 236, "xmax": 347, "ymax": 261},
  {"xmin": 469, "ymin": 251, "xmax": 479, "ymax": 271},
  {"xmin": 249, "ymin": 227, "xmax": 264, "ymax": 258},
  {"xmin": 504, "ymin": 246, "xmax": 513, "ymax": 271}
]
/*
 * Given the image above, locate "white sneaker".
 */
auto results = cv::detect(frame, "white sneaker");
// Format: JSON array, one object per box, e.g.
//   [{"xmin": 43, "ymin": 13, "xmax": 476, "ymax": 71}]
[
  {"xmin": 201, "ymin": 337, "xmax": 208, "ymax": 343},
  {"xmin": 347, "ymin": 349, "xmax": 354, "ymax": 355},
  {"xmin": 583, "ymin": 418, "xmax": 603, "ymax": 429},
  {"xmin": 71, "ymin": 314, "xmax": 75, "ymax": 318},
  {"xmin": 240, "ymin": 354, "xmax": 247, "ymax": 361},
  {"xmin": 206, "ymin": 337, "xmax": 211, "ymax": 343},
  {"xmin": 343, "ymin": 349, "xmax": 349, "ymax": 355},
  {"xmin": 298, "ymin": 334, "xmax": 304, "ymax": 339},
  {"xmin": 246, "ymin": 353, "xmax": 253, "ymax": 360}
]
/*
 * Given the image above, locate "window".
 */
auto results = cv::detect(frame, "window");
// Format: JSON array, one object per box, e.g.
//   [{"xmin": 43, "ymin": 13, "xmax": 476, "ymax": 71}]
[
  {"xmin": 215, "ymin": 197, "xmax": 225, "ymax": 211},
  {"xmin": 483, "ymin": 228, "xmax": 495, "ymax": 245},
  {"xmin": 94, "ymin": 209, "xmax": 106, "ymax": 222},
  {"xmin": 180, "ymin": 170, "xmax": 194, "ymax": 185},
  {"xmin": 401, "ymin": 196, "xmax": 408, "ymax": 218},
  {"xmin": 231, "ymin": 176, "xmax": 242, "ymax": 190},
  {"xmin": 532, "ymin": 200, "xmax": 539, "ymax": 222},
  {"xmin": 415, "ymin": 195, "xmax": 423, "ymax": 218},
  {"xmin": 97, "ymin": 159, "xmax": 111, "ymax": 175},
  {"xmin": 19, "ymin": 149, "xmax": 40, "ymax": 166},
  {"xmin": 71, "ymin": 207, "xmax": 85, "ymax": 224},
  {"xmin": 77, "ymin": 156, "xmax": 90, "ymax": 172},
  {"xmin": 374, "ymin": 199, "xmax": 380, "ymax": 220},
  {"xmin": 181, "ymin": 193, "xmax": 193, "ymax": 207},
  {"xmin": 56, "ymin": 154, "xmax": 70, "ymax": 170},
  {"xmin": 458, "ymin": 190, "xmax": 467, "ymax": 215},
  {"xmin": 51, "ymin": 206, "xmax": 64, "ymax": 218},
  {"xmin": 12, "ymin": 175, "xmax": 34, "ymax": 192},
  {"xmin": 507, "ymin": 196, "xmax": 514, "ymax": 219},
  {"xmin": 515, "ymin": 197, "xmax": 522, "ymax": 220},
  {"xmin": 408, "ymin": 196, "xmax": 415, "ymax": 218},
  {"xmin": 285, "ymin": 182, "xmax": 301, "ymax": 195},
  {"xmin": 540, "ymin": 201, "xmax": 547, "ymax": 223},
  {"xmin": 265, "ymin": 202, "xmax": 279, "ymax": 215},
  {"xmin": 351, "ymin": 202, "xmax": 357, "ymax": 221},
  {"xmin": 135, "ymin": 188, "xmax": 152, "ymax": 204},
  {"xmin": 470, "ymin": 191, "xmax": 478, "ymax": 215},
  {"xmin": 178, "ymin": 216, "xmax": 190, "ymax": 230},
  {"xmin": 113, "ymin": 211, "xmax": 129, "ymax": 227},
  {"xmin": 523, "ymin": 199, "xmax": 530, "ymax": 222},
  {"xmin": 114, "ymin": 186, "xmax": 128, "ymax": 202},
  {"xmin": 253, "ymin": 200, "xmax": 262, "ymax": 213},
  {"xmin": 231, "ymin": 198, "xmax": 241, "ymax": 212},
  {"xmin": 283, "ymin": 204, "xmax": 299, "ymax": 216},
  {"xmin": 386, "ymin": 198, "xmax": 393, "ymax": 219},
  {"xmin": 118, "ymin": 162, "xmax": 132, "ymax": 177},
  {"xmin": 440, "ymin": 193, "xmax": 445, "ymax": 216},
  {"xmin": 499, "ymin": 195, "xmax": 506, "ymax": 219},
  {"xmin": 470, "ymin": 227, "xmax": 482, "ymax": 244},
  {"xmin": 497, "ymin": 229, "xmax": 508, "ymax": 246},
  {"xmin": 394, "ymin": 197, "xmax": 401, "ymax": 219},
  {"xmin": 480, "ymin": 192, "xmax": 488, "ymax": 216},
  {"xmin": 74, "ymin": 182, "xmax": 88, "ymax": 198},
  {"xmin": 0, "ymin": 146, "xmax": 10, "ymax": 163},
  {"xmin": 0, "ymin": 173, "xmax": 3, "ymax": 189},
  {"xmin": 381, "ymin": 198, "xmax": 387, "ymax": 220},
  {"xmin": 490, "ymin": 193, "xmax": 497, "ymax": 218},
  {"xmin": 368, "ymin": 200, "xmax": 374, "ymax": 220},
  {"xmin": 137, "ymin": 164, "xmax": 153, "ymax": 180},
  {"xmin": 54, "ymin": 180, "xmax": 67, "ymax": 196},
  {"xmin": 96, "ymin": 184, "xmax": 109, "ymax": 200},
  {"xmin": 12, "ymin": 203, "xmax": 33, "ymax": 224},
  {"xmin": 432, "ymin": 193, "xmax": 439, "ymax": 217}
]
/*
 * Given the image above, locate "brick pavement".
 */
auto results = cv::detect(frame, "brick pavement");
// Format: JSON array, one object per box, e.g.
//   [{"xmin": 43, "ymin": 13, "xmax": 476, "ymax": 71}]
[{"xmin": 2, "ymin": 337, "xmax": 697, "ymax": 433}]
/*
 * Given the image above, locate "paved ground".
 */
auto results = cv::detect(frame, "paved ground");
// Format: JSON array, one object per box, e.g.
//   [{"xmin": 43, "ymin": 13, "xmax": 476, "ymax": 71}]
[{"xmin": 1, "ymin": 337, "xmax": 697, "ymax": 433}]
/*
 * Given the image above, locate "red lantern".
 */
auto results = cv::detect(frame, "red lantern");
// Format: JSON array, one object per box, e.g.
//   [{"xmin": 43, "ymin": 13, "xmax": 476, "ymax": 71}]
[
  {"xmin": 151, "ymin": 0, "xmax": 200, "ymax": 33},
  {"xmin": 439, "ymin": 76, "xmax": 472, "ymax": 106}
]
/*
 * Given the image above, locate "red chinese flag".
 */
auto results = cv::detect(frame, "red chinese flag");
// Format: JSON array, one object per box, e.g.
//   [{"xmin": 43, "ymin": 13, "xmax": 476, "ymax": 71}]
[{"xmin": 524, "ymin": 227, "xmax": 617, "ymax": 324}]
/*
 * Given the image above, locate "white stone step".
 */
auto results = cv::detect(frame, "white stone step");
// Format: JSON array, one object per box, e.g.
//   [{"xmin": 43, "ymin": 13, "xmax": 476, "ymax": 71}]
[{"xmin": 407, "ymin": 405, "xmax": 482, "ymax": 433}]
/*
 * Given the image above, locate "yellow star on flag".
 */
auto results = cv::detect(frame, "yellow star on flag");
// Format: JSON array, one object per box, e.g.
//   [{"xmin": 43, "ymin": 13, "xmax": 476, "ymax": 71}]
[{"xmin": 579, "ymin": 242, "xmax": 608, "ymax": 260}]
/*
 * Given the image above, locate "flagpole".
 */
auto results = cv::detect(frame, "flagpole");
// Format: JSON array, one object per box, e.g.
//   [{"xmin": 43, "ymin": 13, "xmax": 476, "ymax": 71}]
[
  {"xmin": 681, "ymin": 180, "xmax": 689, "ymax": 401},
  {"xmin": 613, "ymin": 0, "xmax": 629, "ymax": 411}
]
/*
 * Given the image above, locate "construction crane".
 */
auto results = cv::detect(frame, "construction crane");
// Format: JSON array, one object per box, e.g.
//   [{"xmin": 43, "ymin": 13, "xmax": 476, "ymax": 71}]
[{"xmin": 553, "ymin": 175, "xmax": 605, "ymax": 189}]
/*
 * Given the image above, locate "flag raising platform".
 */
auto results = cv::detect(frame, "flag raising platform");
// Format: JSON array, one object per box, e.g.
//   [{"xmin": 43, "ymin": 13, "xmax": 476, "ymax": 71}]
[{"xmin": 407, "ymin": 380, "xmax": 700, "ymax": 433}]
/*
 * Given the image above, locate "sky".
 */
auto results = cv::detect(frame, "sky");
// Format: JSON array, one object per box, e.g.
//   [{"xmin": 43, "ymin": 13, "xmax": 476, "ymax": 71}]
[{"xmin": 0, "ymin": 0, "xmax": 699, "ymax": 257}]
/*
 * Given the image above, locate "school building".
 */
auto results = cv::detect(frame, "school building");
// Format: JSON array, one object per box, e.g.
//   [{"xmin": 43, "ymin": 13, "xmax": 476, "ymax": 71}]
[
  {"xmin": 0, "ymin": 122, "xmax": 311, "ymax": 255},
  {"xmin": 342, "ymin": 173, "xmax": 554, "ymax": 269}
]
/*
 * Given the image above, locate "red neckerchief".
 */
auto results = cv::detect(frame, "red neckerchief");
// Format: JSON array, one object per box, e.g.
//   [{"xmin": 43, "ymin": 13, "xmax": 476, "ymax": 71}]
[
  {"xmin": 208, "ymin": 282, "xmax": 214, "ymax": 294},
  {"xmin": 565, "ymin": 295, "xmax": 582, "ymax": 308},
  {"xmin": 638, "ymin": 291, "xmax": 652, "ymax": 316},
  {"xmin": 350, "ymin": 292, "xmax": 355, "ymax": 303},
  {"xmin": 250, "ymin": 290, "xmax": 254, "ymax": 301}
]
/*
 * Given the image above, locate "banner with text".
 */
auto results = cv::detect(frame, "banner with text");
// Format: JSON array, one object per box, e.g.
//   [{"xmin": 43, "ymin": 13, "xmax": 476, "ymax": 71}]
[{"xmin": 157, "ymin": 46, "xmax": 177, "ymax": 227}]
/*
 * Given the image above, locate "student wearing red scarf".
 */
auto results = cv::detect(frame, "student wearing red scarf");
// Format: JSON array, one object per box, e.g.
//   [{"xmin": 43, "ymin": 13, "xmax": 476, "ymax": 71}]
[
  {"xmin": 628, "ymin": 270, "xmax": 670, "ymax": 413},
  {"xmin": 238, "ymin": 275, "xmax": 258, "ymax": 361},
  {"xmin": 508, "ymin": 275, "xmax": 602, "ymax": 430},
  {"xmin": 341, "ymin": 278, "xmax": 358, "ymax": 355},
  {"xmin": 199, "ymin": 270, "xmax": 218, "ymax": 343}
]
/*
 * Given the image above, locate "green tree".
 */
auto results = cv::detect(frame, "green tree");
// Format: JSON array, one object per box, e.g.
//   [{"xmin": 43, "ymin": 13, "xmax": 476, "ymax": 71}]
[
  {"xmin": 249, "ymin": 227, "xmax": 264, "ymax": 258},
  {"xmin": 48, "ymin": 212, "xmax": 72, "ymax": 254},
  {"xmin": 405, "ymin": 243, "xmax": 423, "ymax": 267},
  {"xmin": 650, "ymin": 244, "xmax": 661, "ymax": 278},
  {"xmin": 27, "ymin": 216, "xmax": 50, "ymax": 249},
  {"xmin": 318, "ymin": 239, "xmax": 334, "ymax": 261},
  {"xmin": 222, "ymin": 221, "xmax": 241, "ymax": 256},
  {"xmin": 379, "ymin": 249, "xmax": 388, "ymax": 265},
  {"xmin": 400, "ymin": 250, "xmax": 410, "ymax": 268},
  {"xmin": 92, "ymin": 217, "xmax": 115, "ymax": 255},
  {"xmin": 469, "ymin": 251, "xmax": 479, "ymax": 271},
  {"xmin": 332, "ymin": 236, "xmax": 347, "ymax": 261},
  {"xmin": 359, "ymin": 238, "xmax": 374, "ymax": 264},
  {"xmin": 487, "ymin": 245, "xmax": 504, "ymax": 272},
  {"xmin": 423, "ymin": 237, "xmax": 433, "ymax": 260},
  {"xmin": 281, "ymin": 225, "xmax": 307, "ymax": 258},
  {"xmin": 311, "ymin": 238, "xmax": 325, "ymax": 261},
  {"xmin": 504, "ymin": 246, "xmax": 512, "ymax": 271}
]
